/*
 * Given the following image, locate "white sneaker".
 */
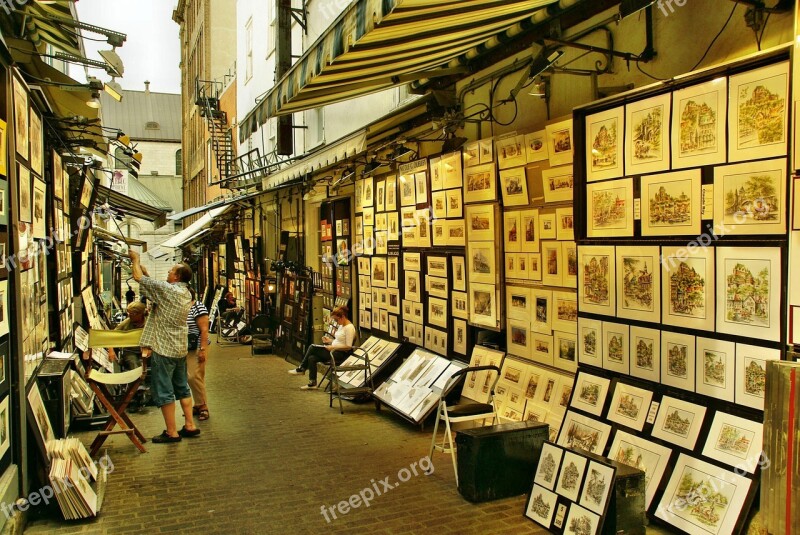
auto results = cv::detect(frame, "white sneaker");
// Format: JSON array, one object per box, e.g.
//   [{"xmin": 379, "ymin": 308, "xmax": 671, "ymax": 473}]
[
  {"xmin": 300, "ymin": 383, "xmax": 318, "ymax": 390},
  {"xmin": 288, "ymin": 368, "xmax": 304, "ymax": 375}
]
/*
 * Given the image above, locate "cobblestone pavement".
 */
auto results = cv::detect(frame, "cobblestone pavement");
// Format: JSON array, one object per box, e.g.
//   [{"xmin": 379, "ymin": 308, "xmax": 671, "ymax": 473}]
[{"xmin": 23, "ymin": 343, "xmax": 680, "ymax": 534}]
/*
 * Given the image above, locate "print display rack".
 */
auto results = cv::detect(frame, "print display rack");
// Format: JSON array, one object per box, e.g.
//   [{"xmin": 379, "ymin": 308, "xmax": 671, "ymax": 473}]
[
  {"xmin": 569, "ymin": 47, "xmax": 792, "ymax": 534},
  {"xmin": 334, "ymin": 335, "xmax": 411, "ymax": 390},
  {"xmin": 277, "ymin": 270, "xmax": 313, "ymax": 360},
  {"xmin": 319, "ymin": 198, "xmax": 353, "ymax": 326}
]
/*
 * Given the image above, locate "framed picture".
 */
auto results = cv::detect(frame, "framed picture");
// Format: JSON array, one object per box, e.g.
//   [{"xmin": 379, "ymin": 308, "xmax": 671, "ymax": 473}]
[
  {"xmin": 545, "ymin": 118, "xmax": 573, "ymax": 166},
  {"xmin": 629, "ymin": 325, "xmax": 660, "ymax": 383},
  {"xmin": 539, "ymin": 212, "xmax": 556, "ymax": 240},
  {"xmin": 695, "ymin": 337, "xmax": 735, "ymax": 402},
  {"xmin": 441, "ymin": 151, "xmax": 463, "ymax": 190},
  {"xmin": 661, "ymin": 330, "xmax": 696, "ymax": 392},
  {"xmin": 387, "ymin": 256, "xmax": 399, "ymax": 288},
  {"xmin": 570, "ymin": 372, "xmax": 610, "ymax": 417},
  {"xmin": 361, "ymin": 176, "xmax": 374, "ymax": 208},
  {"xmin": 0, "ymin": 120, "xmax": 6, "ymax": 177},
  {"xmin": 463, "ymin": 163, "xmax": 496, "ymax": 203},
  {"xmin": 541, "ymin": 165, "xmax": 573, "ymax": 204},
  {"xmin": 463, "ymin": 141, "xmax": 479, "ymax": 167},
  {"xmin": 389, "ymin": 315, "xmax": 398, "ymax": 338},
  {"xmin": 655, "ymin": 453, "xmax": 752, "ymax": 535},
  {"xmin": 602, "ymin": 321, "xmax": 629, "ymax": 375},
  {"xmin": 415, "ymin": 209, "xmax": 431, "ymax": 248},
  {"xmin": 469, "ymin": 282, "xmax": 497, "ymax": 329},
  {"xmin": 403, "ymin": 252, "xmax": 421, "ymax": 272},
  {"xmin": 561, "ymin": 242, "xmax": 577, "ymax": 288},
  {"xmin": 615, "ymin": 245, "xmax": 660, "ymax": 323},
  {"xmin": 501, "ymin": 214, "xmax": 519, "ymax": 256},
  {"xmin": 387, "ymin": 212, "xmax": 399, "ymax": 241},
  {"xmin": 728, "ymin": 60, "xmax": 789, "ymax": 163},
  {"xmin": 652, "ymin": 396, "xmax": 707, "ymax": 449},
  {"xmin": 541, "ymin": 241, "xmax": 562, "ymax": 287},
  {"xmin": 399, "ymin": 174, "xmax": 415, "ymax": 206},
  {"xmin": 362, "ymin": 207, "xmax": 375, "ymax": 227},
  {"xmin": 445, "ymin": 188, "xmax": 463, "ymax": 218},
  {"xmin": 446, "ymin": 219, "xmax": 466, "ymax": 246},
  {"xmin": 427, "ymin": 297, "xmax": 448, "ymax": 328},
  {"xmin": 525, "ymin": 482, "xmax": 559, "ymax": 528},
  {"xmin": 355, "ymin": 180, "xmax": 364, "ymax": 212},
  {"xmin": 478, "ymin": 138, "xmax": 493, "ymax": 165},
  {"xmin": 427, "ymin": 276, "xmax": 448, "ymax": 299},
  {"xmin": 375, "ymin": 213, "xmax": 387, "ymax": 232},
  {"xmin": 735, "ymin": 342, "xmax": 779, "ymax": 411},
  {"xmin": 374, "ymin": 180, "xmax": 386, "ymax": 213},
  {"xmin": 671, "ymin": 78, "xmax": 727, "ymax": 169},
  {"xmin": 563, "ymin": 503, "xmax": 601, "ymax": 535},
  {"xmin": 13, "ymin": 75, "xmax": 29, "ymax": 159},
  {"xmin": 518, "ymin": 209, "xmax": 539, "ymax": 252},
  {"xmin": 579, "ymin": 460, "xmax": 616, "ymax": 515},
  {"xmin": 495, "ymin": 134, "xmax": 526, "ymax": 169},
  {"xmin": 551, "ymin": 291, "xmax": 577, "ymax": 334},
  {"xmin": 467, "ymin": 242, "xmax": 497, "ymax": 284},
  {"xmin": 531, "ymin": 288, "xmax": 552, "ymax": 335},
  {"xmin": 0, "ymin": 179, "xmax": 7, "ymax": 226},
  {"xmin": 625, "ymin": 92, "xmax": 671, "ymax": 175},
  {"xmin": 555, "ymin": 207, "xmax": 573, "ymax": 241},
  {"xmin": 453, "ymin": 318, "xmax": 468, "ymax": 355},
  {"xmin": 525, "ymin": 130, "xmax": 549, "ymax": 163},
  {"xmin": 27, "ymin": 383, "xmax": 55, "ymax": 455},
  {"xmin": 18, "ymin": 164, "xmax": 31, "ymax": 223},
  {"xmin": 577, "ymin": 317, "xmax": 602, "ymax": 368},
  {"xmin": 0, "ymin": 396, "xmax": 9, "ymax": 459},
  {"xmin": 557, "ymin": 410, "xmax": 612, "ymax": 456},
  {"xmin": 426, "ymin": 255, "xmax": 448, "ymax": 279},
  {"xmin": 385, "ymin": 175, "xmax": 397, "ymax": 211},
  {"xmin": 499, "ymin": 166, "xmax": 529, "ymax": 207},
  {"xmin": 585, "ymin": 105, "xmax": 624, "ymax": 181},
  {"xmin": 507, "ymin": 319, "xmax": 531, "ymax": 360},
  {"xmin": 716, "ymin": 247, "xmax": 780, "ymax": 341},
  {"xmin": 701, "ymin": 411, "xmax": 764, "ymax": 476},
  {"xmin": 534, "ymin": 442, "xmax": 564, "ymax": 491},
  {"xmin": 578, "ymin": 245, "xmax": 616, "ymax": 316},
  {"xmin": 713, "ymin": 158, "xmax": 786, "ymax": 235},
  {"xmin": 531, "ymin": 333, "xmax": 553, "ymax": 366},
  {"xmin": 555, "ymin": 449, "xmax": 587, "ymax": 502},
  {"xmin": 553, "ymin": 330, "xmax": 577, "ymax": 373},
  {"xmin": 431, "ymin": 190, "xmax": 447, "ymax": 219},
  {"xmin": 452, "ymin": 291, "xmax": 468, "ymax": 319},
  {"xmin": 430, "ymin": 157, "xmax": 443, "ymax": 191},
  {"xmin": 609, "ymin": 430, "xmax": 672, "ymax": 508},
  {"xmin": 661, "ymin": 246, "xmax": 715, "ymax": 332},
  {"xmin": 585, "ymin": 177, "xmax": 634, "ymax": 238},
  {"xmin": 32, "ymin": 179, "xmax": 46, "ymax": 239},
  {"xmin": 411, "ymin": 172, "xmax": 426, "ymax": 204},
  {"xmin": 528, "ymin": 253, "xmax": 542, "ymax": 281},
  {"xmin": 507, "ymin": 286, "xmax": 531, "ymax": 321},
  {"xmin": 0, "ymin": 281, "xmax": 7, "ymax": 337},
  {"xmin": 464, "ymin": 203, "xmax": 495, "ymax": 241},
  {"xmin": 607, "ymin": 381, "xmax": 653, "ymax": 432},
  {"xmin": 404, "ymin": 270, "xmax": 421, "ymax": 302},
  {"xmin": 641, "ymin": 169, "xmax": 702, "ymax": 236},
  {"xmin": 432, "ymin": 220, "xmax": 447, "ymax": 246},
  {"xmin": 29, "ymin": 109, "xmax": 42, "ymax": 176},
  {"xmin": 461, "ymin": 345, "xmax": 504, "ymax": 402}
]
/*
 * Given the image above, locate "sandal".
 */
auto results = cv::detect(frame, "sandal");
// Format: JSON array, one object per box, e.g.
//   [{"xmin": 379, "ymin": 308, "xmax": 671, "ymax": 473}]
[
  {"xmin": 192, "ymin": 406, "xmax": 200, "ymax": 416},
  {"xmin": 198, "ymin": 409, "xmax": 210, "ymax": 421}
]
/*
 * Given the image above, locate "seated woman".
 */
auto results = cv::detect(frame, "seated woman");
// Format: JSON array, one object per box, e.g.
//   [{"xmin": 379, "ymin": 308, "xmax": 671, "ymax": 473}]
[{"xmin": 289, "ymin": 306, "xmax": 356, "ymax": 389}]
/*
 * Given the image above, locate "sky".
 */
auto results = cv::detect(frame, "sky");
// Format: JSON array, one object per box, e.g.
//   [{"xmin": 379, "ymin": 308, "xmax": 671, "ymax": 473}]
[{"xmin": 72, "ymin": 0, "xmax": 181, "ymax": 94}]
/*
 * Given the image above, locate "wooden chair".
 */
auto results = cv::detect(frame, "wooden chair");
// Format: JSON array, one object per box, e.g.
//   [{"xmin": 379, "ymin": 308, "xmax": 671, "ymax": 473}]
[{"xmin": 85, "ymin": 329, "xmax": 147, "ymax": 456}]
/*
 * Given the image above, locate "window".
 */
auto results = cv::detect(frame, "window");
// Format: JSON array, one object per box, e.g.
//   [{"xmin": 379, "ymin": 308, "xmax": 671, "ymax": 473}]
[
  {"xmin": 307, "ymin": 107, "xmax": 324, "ymax": 146},
  {"xmin": 266, "ymin": 2, "xmax": 276, "ymax": 58},
  {"xmin": 176, "ymin": 149, "xmax": 183, "ymax": 175},
  {"xmin": 268, "ymin": 118, "xmax": 277, "ymax": 153},
  {"xmin": 245, "ymin": 18, "xmax": 253, "ymax": 82},
  {"xmin": 145, "ymin": 121, "xmax": 160, "ymax": 130},
  {"xmin": 115, "ymin": 147, "xmax": 132, "ymax": 169}
]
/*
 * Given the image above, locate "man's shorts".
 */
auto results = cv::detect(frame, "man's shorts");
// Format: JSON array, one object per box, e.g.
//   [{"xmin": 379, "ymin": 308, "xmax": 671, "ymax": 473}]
[{"xmin": 149, "ymin": 352, "xmax": 191, "ymax": 407}]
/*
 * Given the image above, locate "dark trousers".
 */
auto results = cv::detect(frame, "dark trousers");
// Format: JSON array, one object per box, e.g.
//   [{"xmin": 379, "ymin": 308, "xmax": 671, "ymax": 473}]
[{"xmin": 300, "ymin": 346, "xmax": 350, "ymax": 382}]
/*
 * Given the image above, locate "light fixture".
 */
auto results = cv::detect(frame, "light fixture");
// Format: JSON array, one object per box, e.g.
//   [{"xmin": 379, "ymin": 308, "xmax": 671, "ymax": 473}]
[
  {"xmin": 362, "ymin": 158, "xmax": 386, "ymax": 177},
  {"xmin": 391, "ymin": 144, "xmax": 415, "ymax": 161},
  {"xmin": 506, "ymin": 49, "xmax": 564, "ymax": 102},
  {"xmin": 115, "ymin": 132, "xmax": 131, "ymax": 147},
  {"xmin": 86, "ymin": 92, "xmax": 102, "ymax": 108},
  {"xmin": 527, "ymin": 76, "xmax": 550, "ymax": 99},
  {"xmin": 98, "ymin": 49, "xmax": 125, "ymax": 77},
  {"xmin": 104, "ymin": 80, "xmax": 123, "ymax": 102},
  {"xmin": 441, "ymin": 136, "xmax": 468, "ymax": 153}
]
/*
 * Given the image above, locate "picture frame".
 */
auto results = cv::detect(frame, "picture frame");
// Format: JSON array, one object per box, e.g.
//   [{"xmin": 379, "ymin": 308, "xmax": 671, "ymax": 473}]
[
  {"xmin": 716, "ymin": 247, "xmax": 781, "ymax": 341},
  {"xmin": 432, "ymin": 220, "xmax": 447, "ymax": 246},
  {"xmin": 541, "ymin": 241, "xmax": 562, "ymax": 287},
  {"xmin": 563, "ymin": 503, "xmax": 601, "ymax": 535},
  {"xmin": 404, "ymin": 270, "xmax": 421, "ymax": 302},
  {"xmin": 0, "ymin": 396, "xmax": 9, "ymax": 460},
  {"xmin": 651, "ymin": 395, "xmax": 707, "ymax": 450},
  {"xmin": 506, "ymin": 286, "xmax": 531, "ymax": 321},
  {"xmin": 608, "ymin": 430, "xmax": 672, "ymax": 508},
  {"xmin": 361, "ymin": 176, "xmax": 374, "ymax": 208},
  {"xmin": 375, "ymin": 180, "xmax": 385, "ymax": 212},
  {"xmin": 519, "ymin": 209, "xmax": 540, "ymax": 252},
  {"xmin": 602, "ymin": 321, "xmax": 629, "ymax": 375},
  {"xmin": 460, "ymin": 345, "xmax": 504, "ymax": 403},
  {"xmin": 641, "ymin": 169, "xmax": 702, "ymax": 236},
  {"xmin": 702, "ymin": 411, "xmax": 763, "ymax": 474},
  {"xmin": 625, "ymin": 92, "xmax": 671, "ymax": 175},
  {"xmin": 578, "ymin": 245, "xmax": 616, "ymax": 316},
  {"xmin": 446, "ymin": 219, "xmax": 466, "ymax": 246},
  {"xmin": 463, "ymin": 163, "xmax": 496, "ymax": 203},
  {"xmin": 464, "ymin": 203, "xmax": 495, "ymax": 241},
  {"xmin": 427, "ymin": 276, "xmax": 448, "ymax": 299},
  {"xmin": 516, "ymin": 253, "xmax": 529, "ymax": 281},
  {"xmin": 606, "ymin": 381, "xmax": 653, "ymax": 432},
  {"xmin": 545, "ymin": 118, "xmax": 574, "ymax": 166},
  {"xmin": 0, "ymin": 179, "xmax": 7, "ymax": 226},
  {"xmin": 0, "ymin": 120, "xmax": 7, "ymax": 177},
  {"xmin": 577, "ymin": 316, "xmax": 603, "ymax": 368},
  {"xmin": 551, "ymin": 291, "xmax": 578, "ymax": 334},
  {"xmin": 629, "ymin": 325, "xmax": 660, "ymax": 383},
  {"xmin": 403, "ymin": 252, "xmax": 421, "ymax": 271},
  {"xmin": 371, "ymin": 256, "xmax": 387, "ymax": 288},
  {"xmin": 387, "ymin": 256, "xmax": 399, "ymax": 288},
  {"xmin": 531, "ymin": 333, "xmax": 554, "ymax": 366},
  {"xmin": 661, "ymin": 245, "xmax": 715, "ymax": 332},
  {"xmin": 539, "ymin": 213, "xmax": 556, "ymax": 240},
  {"xmin": 495, "ymin": 134, "xmax": 526, "ymax": 169},
  {"xmin": 525, "ymin": 130, "xmax": 549, "ymax": 163},
  {"xmin": 671, "ymin": 78, "xmax": 727, "ymax": 169},
  {"xmin": 415, "ymin": 171, "xmax": 428, "ymax": 204},
  {"xmin": 431, "ymin": 190, "xmax": 447, "ymax": 219},
  {"xmin": 18, "ymin": 164, "xmax": 31, "ymax": 223},
  {"xmin": 661, "ymin": 330, "xmax": 696, "ymax": 392},
  {"xmin": 585, "ymin": 105, "xmax": 624, "ymax": 182},
  {"xmin": 355, "ymin": 179, "xmax": 364, "ymax": 212},
  {"xmin": 616, "ymin": 245, "xmax": 660, "ymax": 323},
  {"xmin": 570, "ymin": 372, "xmax": 611, "ymax": 417},
  {"xmin": 426, "ymin": 255, "xmax": 448, "ymax": 278},
  {"xmin": 478, "ymin": 138, "xmax": 494, "ymax": 165},
  {"xmin": 451, "ymin": 256, "xmax": 466, "ymax": 291},
  {"xmin": 553, "ymin": 330, "xmax": 577, "ymax": 373},
  {"xmin": 385, "ymin": 175, "xmax": 397, "ymax": 211},
  {"xmin": 29, "ymin": 109, "xmax": 42, "ymax": 176},
  {"xmin": 469, "ymin": 282, "xmax": 497, "ymax": 329},
  {"xmin": 415, "ymin": 209, "xmax": 431, "ymax": 248},
  {"xmin": 531, "ymin": 288, "xmax": 552, "ymax": 335},
  {"xmin": 375, "ymin": 212, "xmax": 387, "ymax": 232},
  {"xmin": 695, "ymin": 337, "xmax": 735, "ymax": 402},
  {"xmin": 32, "ymin": 178, "xmax": 46, "ymax": 239},
  {"xmin": 507, "ymin": 319, "xmax": 531, "ymax": 360},
  {"xmin": 462, "ymin": 141, "xmax": 480, "ymax": 168},
  {"xmin": 0, "ymin": 281, "xmax": 8, "ymax": 337},
  {"xmin": 735, "ymin": 342, "xmax": 779, "ymax": 411},
  {"xmin": 430, "ymin": 157, "xmax": 443, "ymax": 191},
  {"xmin": 557, "ymin": 410, "xmax": 612, "ymax": 456},
  {"xmin": 387, "ymin": 212, "xmax": 399, "ymax": 241},
  {"xmin": 534, "ymin": 442, "xmax": 564, "ymax": 491},
  {"xmin": 503, "ymin": 211, "xmax": 521, "ymax": 252},
  {"xmin": 655, "ymin": 453, "xmax": 752, "ymax": 535},
  {"xmin": 555, "ymin": 207, "xmax": 573, "ymax": 241},
  {"xmin": 555, "ymin": 450, "xmax": 588, "ymax": 502},
  {"xmin": 399, "ymin": 174, "xmax": 416, "ymax": 206},
  {"xmin": 713, "ymin": 158, "xmax": 786, "ymax": 235},
  {"xmin": 452, "ymin": 291, "xmax": 469, "ymax": 319},
  {"xmin": 27, "ymin": 383, "xmax": 55, "ymax": 455},
  {"xmin": 728, "ymin": 60, "xmax": 789, "ymax": 163},
  {"xmin": 13, "ymin": 75, "xmax": 29, "ymax": 160},
  {"xmin": 428, "ymin": 297, "xmax": 448, "ymax": 328},
  {"xmin": 453, "ymin": 318, "xmax": 468, "ymax": 355},
  {"xmin": 525, "ymin": 483, "xmax": 559, "ymax": 528},
  {"xmin": 579, "ymin": 460, "xmax": 616, "ymax": 515},
  {"xmin": 362, "ymin": 206, "xmax": 375, "ymax": 227},
  {"xmin": 585, "ymin": 177, "xmax": 634, "ymax": 238},
  {"xmin": 540, "ymin": 165, "xmax": 574, "ymax": 204},
  {"xmin": 445, "ymin": 188, "xmax": 463, "ymax": 218},
  {"xmin": 441, "ymin": 151, "xmax": 463, "ymax": 190},
  {"xmin": 499, "ymin": 166, "xmax": 529, "ymax": 207},
  {"xmin": 528, "ymin": 253, "xmax": 542, "ymax": 281}
]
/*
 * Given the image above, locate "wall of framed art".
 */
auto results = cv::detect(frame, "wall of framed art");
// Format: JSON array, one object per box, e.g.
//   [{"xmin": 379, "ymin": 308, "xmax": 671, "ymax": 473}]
[{"xmin": 569, "ymin": 47, "xmax": 792, "ymax": 534}]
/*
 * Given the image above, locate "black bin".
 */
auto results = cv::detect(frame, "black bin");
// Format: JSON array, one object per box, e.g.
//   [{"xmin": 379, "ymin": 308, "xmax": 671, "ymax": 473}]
[{"xmin": 456, "ymin": 421, "xmax": 549, "ymax": 503}]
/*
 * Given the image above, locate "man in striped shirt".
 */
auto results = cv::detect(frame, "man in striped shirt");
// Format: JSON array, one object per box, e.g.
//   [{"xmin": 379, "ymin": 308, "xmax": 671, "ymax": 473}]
[{"xmin": 129, "ymin": 250, "xmax": 200, "ymax": 443}]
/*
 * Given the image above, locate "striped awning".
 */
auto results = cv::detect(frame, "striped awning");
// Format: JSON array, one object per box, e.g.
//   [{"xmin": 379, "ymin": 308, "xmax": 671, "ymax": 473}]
[{"xmin": 239, "ymin": 0, "xmax": 557, "ymax": 139}]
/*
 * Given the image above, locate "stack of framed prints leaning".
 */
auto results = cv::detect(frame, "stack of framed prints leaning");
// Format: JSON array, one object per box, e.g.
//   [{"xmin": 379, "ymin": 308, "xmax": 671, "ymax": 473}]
[{"xmin": 571, "ymin": 51, "xmax": 789, "ymax": 533}]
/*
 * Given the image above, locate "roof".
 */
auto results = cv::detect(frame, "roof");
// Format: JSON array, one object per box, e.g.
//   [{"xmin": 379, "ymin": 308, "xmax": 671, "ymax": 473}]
[
  {"xmin": 100, "ymin": 88, "xmax": 181, "ymax": 142},
  {"xmin": 126, "ymin": 176, "xmax": 174, "ymax": 212}
]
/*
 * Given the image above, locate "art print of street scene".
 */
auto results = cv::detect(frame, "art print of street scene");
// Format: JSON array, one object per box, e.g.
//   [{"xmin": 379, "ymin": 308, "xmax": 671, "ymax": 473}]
[
  {"xmin": 724, "ymin": 260, "xmax": 770, "ymax": 327},
  {"xmin": 736, "ymin": 75, "xmax": 786, "ymax": 148}
]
